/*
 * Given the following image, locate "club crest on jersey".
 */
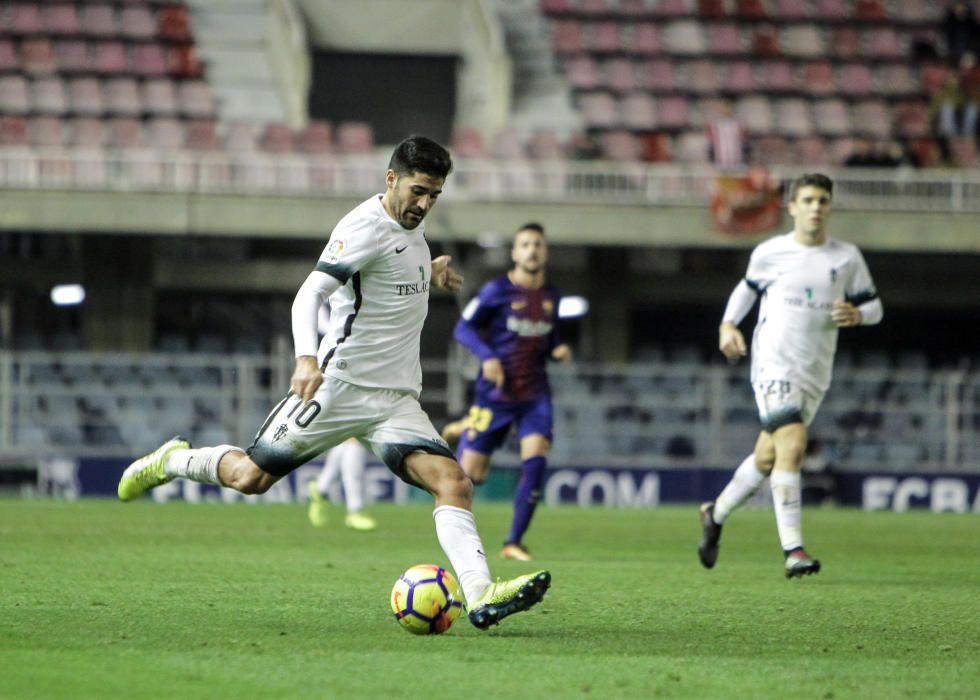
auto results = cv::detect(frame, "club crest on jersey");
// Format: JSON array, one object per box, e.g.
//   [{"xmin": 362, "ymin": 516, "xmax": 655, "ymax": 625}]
[
  {"xmin": 511, "ymin": 300, "xmax": 527, "ymax": 310},
  {"xmin": 324, "ymin": 239, "xmax": 345, "ymax": 263},
  {"xmin": 542, "ymin": 299, "xmax": 554, "ymax": 313}
]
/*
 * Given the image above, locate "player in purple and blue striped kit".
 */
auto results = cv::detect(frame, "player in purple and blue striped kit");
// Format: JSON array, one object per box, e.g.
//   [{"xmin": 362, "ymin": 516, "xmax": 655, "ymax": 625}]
[{"xmin": 452, "ymin": 223, "xmax": 571, "ymax": 561}]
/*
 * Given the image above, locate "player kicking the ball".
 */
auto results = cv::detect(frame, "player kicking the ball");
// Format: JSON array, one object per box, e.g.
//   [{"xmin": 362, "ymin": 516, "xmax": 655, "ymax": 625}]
[
  {"xmin": 698, "ymin": 173, "xmax": 882, "ymax": 578},
  {"xmin": 119, "ymin": 135, "xmax": 550, "ymax": 629}
]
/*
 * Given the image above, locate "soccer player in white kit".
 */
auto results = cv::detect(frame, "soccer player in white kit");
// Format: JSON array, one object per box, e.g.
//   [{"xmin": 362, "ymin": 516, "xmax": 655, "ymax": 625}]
[
  {"xmin": 698, "ymin": 173, "xmax": 883, "ymax": 577},
  {"xmin": 118, "ymin": 135, "xmax": 551, "ymax": 629}
]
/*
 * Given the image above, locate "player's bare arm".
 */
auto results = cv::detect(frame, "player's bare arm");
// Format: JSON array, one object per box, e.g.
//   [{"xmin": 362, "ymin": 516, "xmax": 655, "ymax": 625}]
[
  {"xmin": 719, "ymin": 321, "xmax": 747, "ymax": 361},
  {"xmin": 831, "ymin": 299, "xmax": 862, "ymax": 327},
  {"xmin": 432, "ymin": 255, "xmax": 463, "ymax": 292}
]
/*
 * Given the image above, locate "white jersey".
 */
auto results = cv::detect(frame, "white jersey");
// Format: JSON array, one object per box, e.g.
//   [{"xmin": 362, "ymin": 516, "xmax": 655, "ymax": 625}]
[
  {"xmin": 314, "ymin": 195, "xmax": 433, "ymax": 398},
  {"xmin": 744, "ymin": 232, "xmax": 878, "ymax": 395}
]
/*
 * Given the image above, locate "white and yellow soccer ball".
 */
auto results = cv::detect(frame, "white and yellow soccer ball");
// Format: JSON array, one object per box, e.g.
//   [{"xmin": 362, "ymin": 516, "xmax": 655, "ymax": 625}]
[{"xmin": 390, "ymin": 564, "xmax": 464, "ymax": 635}]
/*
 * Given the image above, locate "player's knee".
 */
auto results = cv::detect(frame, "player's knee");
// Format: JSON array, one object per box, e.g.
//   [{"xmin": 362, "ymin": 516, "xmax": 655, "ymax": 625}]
[{"xmin": 436, "ymin": 466, "xmax": 474, "ymax": 505}]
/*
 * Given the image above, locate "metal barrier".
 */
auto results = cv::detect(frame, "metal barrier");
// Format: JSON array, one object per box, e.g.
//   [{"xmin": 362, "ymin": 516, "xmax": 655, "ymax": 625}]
[
  {"xmin": 4, "ymin": 147, "xmax": 980, "ymax": 212},
  {"xmin": 1, "ymin": 349, "xmax": 975, "ymax": 472}
]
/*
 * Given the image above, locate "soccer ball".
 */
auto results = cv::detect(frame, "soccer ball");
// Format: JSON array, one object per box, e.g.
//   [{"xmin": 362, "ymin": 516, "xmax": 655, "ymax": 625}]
[{"xmin": 390, "ymin": 564, "xmax": 464, "ymax": 635}]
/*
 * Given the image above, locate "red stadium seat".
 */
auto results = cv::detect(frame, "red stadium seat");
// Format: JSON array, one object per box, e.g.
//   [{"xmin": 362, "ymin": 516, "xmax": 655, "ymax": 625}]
[
  {"xmin": 67, "ymin": 77, "xmax": 104, "ymax": 115},
  {"xmin": 46, "ymin": 4, "xmax": 80, "ymax": 35},
  {"xmin": 707, "ymin": 23, "xmax": 741, "ymax": 55},
  {"xmin": 754, "ymin": 135, "xmax": 790, "ymax": 164},
  {"xmin": 551, "ymin": 20, "xmax": 583, "ymax": 53},
  {"xmin": 67, "ymin": 117, "xmax": 105, "ymax": 147},
  {"xmin": 750, "ymin": 25, "xmax": 780, "ymax": 56},
  {"xmin": 626, "ymin": 23, "xmax": 660, "ymax": 54},
  {"xmin": 31, "ymin": 77, "xmax": 68, "ymax": 114},
  {"xmin": 28, "ymin": 115, "xmax": 65, "ymax": 147},
  {"xmin": 686, "ymin": 59, "xmax": 719, "ymax": 94},
  {"xmin": 185, "ymin": 119, "xmax": 219, "ymax": 150},
  {"xmin": 656, "ymin": 95, "xmax": 690, "ymax": 130},
  {"xmin": 21, "ymin": 38, "xmax": 57, "ymax": 76},
  {"xmin": 10, "ymin": 3, "xmax": 43, "ymax": 34},
  {"xmin": 296, "ymin": 120, "xmax": 333, "ymax": 154},
  {"xmin": 529, "ymin": 129, "xmax": 565, "ymax": 159},
  {"xmin": 0, "ymin": 40, "xmax": 18, "ymax": 73},
  {"xmin": 771, "ymin": 0, "xmax": 809, "ymax": 20},
  {"xmin": 675, "ymin": 131, "xmax": 709, "ymax": 163},
  {"xmin": 736, "ymin": 96, "xmax": 773, "ymax": 134},
  {"xmin": 876, "ymin": 65, "xmax": 916, "ymax": 97},
  {"xmin": 600, "ymin": 130, "xmax": 641, "ymax": 161},
  {"xmin": 142, "ymin": 78, "xmax": 178, "ymax": 115},
  {"xmin": 760, "ymin": 60, "xmax": 796, "ymax": 92},
  {"xmin": 55, "ymin": 40, "xmax": 94, "ymax": 74},
  {"xmin": 773, "ymin": 98, "xmax": 812, "ymax": 136},
  {"xmin": 158, "ymin": 4, "xmax": 192, "ymax": 41},
  {"xmin": 259, "ymin": 122, "xmax": 295, "ymax": 153},
  {"xmin": 106, "ymin": 117, "xmax": 142, "ymax": 148},
  {"xmin": 828, "ymin": 26, "xmax": 861, "ymax": 58},
  {"xmin": 93, "ymin": 41, "xmax": 128, "ymax": 74},
  {"xmin": 796, "ymin": 136, "xmax": 830, "ymax": 164},
  {"xmin": 604, "ymin": 58, "xmax": 637, "ymax": 92},
  {"xmin": 0, "ymin": 115, "xmax": 29, "ymax": 146},
  {"xmin": 579, "ymin": 91, "xmax": 619, "ymax": 128},
  {"xmin": 620, "ymin": 91, "xmax": 656, "ymax": 129},
  {"xmin": 854, "ymin": 0, "xmax": 886, "ymax": 21},
  {"xmin": 450, "ymin": 126, "xmax": 486, "ymax": 158},
  {"xmin": 837, "ymin": 64, "xmax": 873, "ymax": 97},
  {"xmin": 813, "ymin": 0, "xmax": 848, "ymax": 20},
  {"xmin": 735, "ymin": 0, "xmax": 767, "ymax": 20},
  {"xmin": 167, "ymin": 44, "xmax": 203, "ymax": 78},
  {"xmin": 177, "ymin": 81, "xmax": 214, "ymax": 118},
  {"xmin": 133, "ymin": 43, "xmax": 168, "ymax": 77},
  {"xmin": 697, "ymin": 0, "xmax": 726, "ymax": 20},
  {"xmin": 119, "ymin": 6, "xmax": 157, "ymax": 40},
  {"xmin": 0, "ymin": 76, "xmax": 30, "ymax": 114},
  {"xmin": 104, "ymin": 77, "xmax": 142, "ymax": 116},
  {"xmin": 639, "ymin": 58, "xmax": 676, "ymax": 91},
  {"xmin": 852, "ymin": 101, "xmax": 892, "ymax": 139},
  {"xmin": 801, "ymin": 61, "xmax": 835, "ymax": 96},
  {"xmin": 586, "ymin": 22, "xmax": 623, "ymax": 53},
  {"xmin": 145, "ymin": 117, "xmax": 184, "ymax": 150},
  {"xmin": 893, "ymin": 102, "xmax": 930, "ymax": 139},
  {"xmin": 865, "ymin": 28, "xmax": 902, "ymax": 60},
  {"xmin": 724, "ymin": 61, "xmax": 755, "ymax": 93},
  {"xmin": 335, "ymin": 121, "xmax": 374, "ymax": 154},
  {"xmin": 80, "ymin": 4, "xmax": 118, "ymax": 37},
  {"xmin": 565, "ymin": 55, "xmax": 601, "ymax": 90},
  {"xmin": 812, "ymin": 99, "xmax": 851, "ymax": 136}
]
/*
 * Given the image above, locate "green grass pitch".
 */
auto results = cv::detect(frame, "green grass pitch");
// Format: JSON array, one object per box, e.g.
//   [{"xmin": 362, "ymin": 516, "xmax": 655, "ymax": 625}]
[{"xmin": 1, "ymin": 499, "xmax": 978, "ymax": 699}]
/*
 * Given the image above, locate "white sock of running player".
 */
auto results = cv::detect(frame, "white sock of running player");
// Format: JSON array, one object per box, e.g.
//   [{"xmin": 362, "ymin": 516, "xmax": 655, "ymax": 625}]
[
  {"xmin": 339, "ymin": 442, "xmax": 366, "ymax": 514},
  {"xmin": 315, "ymin": 448, "xmax": 343, "ymax": 498},
  {"xmin": 770, "ymin": 469, "xmax": 804, "ymax": 552},
  {"xmin": 165, "ymin": 445, "xmax": 237, "ymax": 485},
  {"xmin": 432, "ymin": 505, "xmax": 492, "ymax": 605},
  {"xmin": 713, "ymin": 454, "xmax": 767, "ymax": 524}
]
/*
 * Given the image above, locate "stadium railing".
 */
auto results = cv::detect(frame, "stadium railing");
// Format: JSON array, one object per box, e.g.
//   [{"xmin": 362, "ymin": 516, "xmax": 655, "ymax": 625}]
[
  {"xmin": 1, "ymin": 349, "xmax": 975, "ymax": 473},
  {"xmin": 3, "ymin": 147, "xmax": 980, "ymax": 212}
]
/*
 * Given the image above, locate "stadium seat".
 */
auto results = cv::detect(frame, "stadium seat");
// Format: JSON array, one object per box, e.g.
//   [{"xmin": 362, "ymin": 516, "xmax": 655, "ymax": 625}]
[
  {"xmin": 565, "ymin": 55, "xmax": 601, "ymax": 90},
  {"xmin": 620, "ymin": 92, "xmax": 656, "ymax": 129},
  {"xmin": 80, "ymin": 4, "xmax": 118, "ymax": 37},
  {"xmin": 0, "ymin": 115, "xmax": 29, "ymax": 146},
  {"xmin": 813, "ymin": 0, "xmax": 848, "ymax": 20},
  {"xmin": 133, "ymin": 43, "xmax": 168, "ymax": 77},
  {"xmin": 31, "ymin": 77, "xmax": 69, "ymax": 115},
  {"xmin": 0, "ymin": 39, "xmax": 18, "ymax": 72},
  {"xmin": 296, "ymin": 120, "xmax": 333, "ymax": 154},
  {"xmin": 638, "ymin": 58, "xmax": 676, "ymax": 91},
  {"xmin": 9, "ymin": 2, "xmax": 43, "ymax": 34},
  {"xmin": 750, "ymin": 24, "xmax": 780, "ymax": 56},
  {"xmin": 142, "ymin": 78, "xmax": 178, "ymax": 115},
  {"xmin": 675, "ymin": 131, "xmax": 709, "ymax": 163},
  {"xmin": 625, "ymin": 23, "xmax": 660, "ymax": 54},
  {"xmin": 67, "ymin": 117, "xmax": 105, "ymax": 147},
  {"xmin": 104, "ymin": 78, "xmax": 142, "ymax": 116},
  {"xmin": 158, "ymin": 4, "xmax": 192, "ymax": 41},
  {"xmin": 93, "ymin": 41, "xmax": 128, "ymax": 74},
  {"xmin": 828, "ymin": 26, "xmax": 861, "ymax": 58},
  {"xmin": 865, "ymin": 28, "xmax": 902, "ymax": 60},
  {"xmin": 663, "ymin": 21, "xmax": 706, "ymax": 55},
  {"xmin": 852, "ymin": 100, "xmax": 891, "ymax": 139},
  {"xmin": 754, "ymin": 135, "xmax": 790, "ymax": 164},
  {"xmin": 46, "ymin": 4, "xmax": 80, "ymax": 35},
  {"xmin": 781, "ymin": 25, "xmax": 825, "ymax": 57},
  {"xmin": 67, "ymin": 77, "xmax": 105, "ymax": 115},
  {"xmin": 707, "ymin": 23, "xmax": 741, "ymax": 55},
  {"xmin": 119, "ymin": 5, "xmax": 157, "ymax": 40},
  {"xmin": 551, "ymin": 20, "xmax": 583, "ymax": 53},
  {"xmin": 604, "ymin": 58, "xmax": 637, "ymax": 92},
  {"xmin": 801, "ymin": 61, "xmax": 835, "ymax": 95},
  {"xmin": 656, "ymin": 95, "xmax": 690, "ymax": 130},
  {"xmin": 854, "ymin": 0, "xmax": 886, "ymax": 21},
  {"xmin": 177, "ymin": 81, "xmax": 215, "ymax": 118},
  {"xmin": 167, "ymin": 44, "xmax": 203, "ymax": 78},
  {"xmin": 838, "ymin": 63, "xmax": 873, "ymax": 97},
  {"xmin": 876, "ymin": 65, "xmax": 916, "ymax": 97},
  {"xmin": 223, "ymin": 121, "xmax": 258, "ymax": 152},
  {"xmin": 919, "ymin": 63, "xmax": 951, "ymax": 96},
  {"xmin": 579, "ymin": 91, "xmax": 619, "ymax": 128},
  {"xmin": 258, "ymin": 122, "xmax": 294, "ymax": 153},
  {"xmin": 735, "ymin": 95, "xmax": 773, "ymax": 133},
  {"xmin": 335, "ymin": 121, "xmax": 374, "ymax": 154},
  {"xmin": 771, "ymin": 0, "xmax": 809, "ymax": 20},
  {"xmin": 540, "ymin": 0, "xmax": 571, "ymax": 13},
  {"xmin": 106, "ymin": 117, "xmax": 142, "ymax": 148},
  {"xmin": 529, "ymin": 129, "xmax": 565, "ymax": 159},
  {"xmin": 491, "ymin": 128, "xmax": 527, "ymax": 159},
  {"xmin": 735, "ymin": 0, "xmax": 767, "ymax": 20},
  {"xmin": 760, "ymin": 60, "xmax": 796, "ymax": 92},
  {"xmin": 0, "ymin": 76, "xmax": 30, "ymax": 114},
  {"xmin": 686, "ymin": 59, "xmax": 719, "ymax": 94},
  {"xmin": 795, "ymin": 136, "xmax": 829, "ymax": 164},
  {"xmin": 55, "ymin": 40, "xmax": 94, "ymax": 74},
  {"xmin": 28, "ymin": 115, "xmax": 65, "ymax": 147},
  {"xmin": 600, "ymin": 130, "xmax": 642, "ymax": 161},
  {"xmin": 773, "ymin": 98, "xmax": 812, "ymax": 136},
  {"xmin": 812, "ymin": 99, "xmax": 850, "ymax": 136},
  {"xmin": 893, "ymin": 102, "xmax": 930, "ymax": 138},
  {"xmin": 586, "ymin": 22, "xmax": 623, "ymax": 53},
  {"xmin": 145, "ymin": 117, "xmax": 184, "ymax": 150},
  {"xmin": 654, "ymin": 0, "xmax": 688, "ymax": 17},
  {"xmin": 722, "ymin": 61, "xmax": 755, "ymax": 93},
  {"xmin": 21, "ymin": 38, "xmax": 57, "ymax": 76}
]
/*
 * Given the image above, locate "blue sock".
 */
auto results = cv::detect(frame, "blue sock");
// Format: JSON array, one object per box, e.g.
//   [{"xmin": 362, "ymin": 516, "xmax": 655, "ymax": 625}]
[{"xmin": 506, "ymin": 456, "xmax": 547, "ymax": 545}]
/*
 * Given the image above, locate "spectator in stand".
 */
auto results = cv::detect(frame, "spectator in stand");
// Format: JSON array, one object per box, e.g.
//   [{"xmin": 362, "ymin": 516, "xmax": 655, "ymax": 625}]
[
  {"xmin": 958, "ymin": 52, "xmax": 980, "ymax": 138},
  {"xmin": 878, "ymin": 140, "xmax": 922, "ymax": 169},
  {"xmin": 570, "ymin": 131, "xmax": 602, "ymax": 160},
  {"xmin": 943, "ymin": 1, "xmax": 980, "ymax": 67},
  {"xmin": 843, "ymin": 138, "xmax": 880, "ymax": 167},
  {"xmin": 707, "ymin": 99, "xmax": 749, "ymax": 171},
  {"xmin": 929, "ymin": 72, "xmax": 968, "ymax": 161}
]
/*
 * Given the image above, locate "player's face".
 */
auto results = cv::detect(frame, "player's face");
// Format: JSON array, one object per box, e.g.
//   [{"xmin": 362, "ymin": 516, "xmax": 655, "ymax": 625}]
[
  {"xmin": 511, "ymin": 230, "xmax": 548, "ymax": 274},
  {"xmin": 788, "ymin": 185, "xmax": 832, "ymax": 239},
  {"xmin": 385, "ymin": 170, "xmax": 444, "ymax": 230}
]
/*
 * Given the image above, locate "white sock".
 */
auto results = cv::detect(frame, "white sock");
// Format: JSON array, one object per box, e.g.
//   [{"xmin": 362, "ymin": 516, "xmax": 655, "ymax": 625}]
[
  {"xmin": 339, "ymin": 442, "xmax": 367, "ymax": 514},
  {"xmin": 770, "ymin": 469, "xmax": 803, "ymax": 552},
  {"xmin": 315, "ymin": 448, "xmax": 343, "ymax": 497},
  {"xmin": 432, "ymin": 505, "xmax": 492, "ymax": 605},
  {"xmin": 166, "ymin": 445, "xmax": 237, "ymax": 485},
  {"xmin": 713, "ymin": 454, "xmax": 767, "ymax": 524}
]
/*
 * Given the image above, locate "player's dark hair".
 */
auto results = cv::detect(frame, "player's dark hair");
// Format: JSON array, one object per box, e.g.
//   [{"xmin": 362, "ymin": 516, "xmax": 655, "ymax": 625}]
[
  {"xmin": 789, "ymin": 173, "xmax": 833, "ymax": 200},
  {"xmin": 388, "ymin": 135, "xmax": 453, "ymax": 179},
  {"xmin": 516, "ymin": 222, "xmax": 545, "ymax": 237}
]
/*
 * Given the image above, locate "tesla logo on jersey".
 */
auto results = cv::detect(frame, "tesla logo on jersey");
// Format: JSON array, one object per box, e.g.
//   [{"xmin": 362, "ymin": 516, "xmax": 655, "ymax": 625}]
[{"xmin": 396, "ymin": 281, "xmax": 429, "ymax": 296}]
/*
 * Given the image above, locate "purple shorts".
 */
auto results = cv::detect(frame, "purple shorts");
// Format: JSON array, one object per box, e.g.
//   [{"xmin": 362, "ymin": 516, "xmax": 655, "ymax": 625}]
[{"xmin": 457, "ymin": 392, "xmax": 554, "ymax": 457}]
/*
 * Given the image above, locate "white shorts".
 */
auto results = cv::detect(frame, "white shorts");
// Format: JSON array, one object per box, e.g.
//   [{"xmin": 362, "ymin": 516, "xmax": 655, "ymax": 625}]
[
  {"xmin": 752, "ymin": 378, "xmax": 825, "ymax": 432},
  {"xmin": 246, "ymin": 376, "xmax": 454, "ymax": 483}
]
